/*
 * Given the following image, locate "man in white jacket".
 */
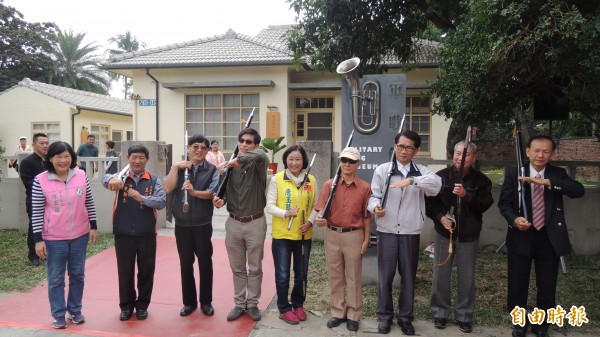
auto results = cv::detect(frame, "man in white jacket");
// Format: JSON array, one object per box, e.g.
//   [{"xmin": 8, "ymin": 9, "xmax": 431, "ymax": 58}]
[{"xmin": 368, "ymin": 130, "xmax": 442, "ymax": 335}]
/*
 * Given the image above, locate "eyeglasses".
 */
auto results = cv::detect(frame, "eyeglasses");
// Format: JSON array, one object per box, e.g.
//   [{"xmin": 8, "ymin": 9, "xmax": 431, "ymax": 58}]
[
  {"xmin": 190, "ymin": 144, "xmax": 209, "ymax": 151},
  {"xmin": 238, "ymin": 139, "xmax": 255, "ymax": 145},
  {"xmin": 395, "ymin": 144, "xmax": 416, "ymax": 153},
  {"xmin": 340, "ymin": 157, "xmax": 358, "ymax": 164}
]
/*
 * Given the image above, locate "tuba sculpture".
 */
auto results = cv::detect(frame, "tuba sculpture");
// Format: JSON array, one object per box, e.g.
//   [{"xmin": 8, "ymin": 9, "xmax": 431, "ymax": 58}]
[{"xmin": 336, "ymin": 57, "xmax": 381, "ymax": 134}]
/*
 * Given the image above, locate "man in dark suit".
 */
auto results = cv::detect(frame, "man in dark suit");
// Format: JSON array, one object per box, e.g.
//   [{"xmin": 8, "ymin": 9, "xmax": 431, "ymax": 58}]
[{"xmin": 498, "ymin": 135, "xmax": 584, "ymax": 337}]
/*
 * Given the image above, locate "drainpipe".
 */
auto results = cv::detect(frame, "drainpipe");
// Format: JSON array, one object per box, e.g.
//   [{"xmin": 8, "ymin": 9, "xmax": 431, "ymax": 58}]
[
  {"xmin": 72, "ymin": 108, "xmax": 82, "ymax": 146},
  {"xmin": 145, "ymin": 68, "xmax": 160, "ymax": 140}
]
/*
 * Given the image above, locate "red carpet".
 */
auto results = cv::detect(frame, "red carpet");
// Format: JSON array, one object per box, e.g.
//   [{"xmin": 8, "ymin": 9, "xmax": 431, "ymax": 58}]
[{"xmin": 0, "ymin": 236, "xmax": 275, "ymax": 337}]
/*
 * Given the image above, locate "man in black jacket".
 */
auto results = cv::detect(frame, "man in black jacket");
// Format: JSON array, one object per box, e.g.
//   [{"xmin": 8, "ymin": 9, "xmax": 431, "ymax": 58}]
[
  {"xmin": 498, "ymin": 135, "xmax": 584, "ymax": 337},
  {"xmin": 164, "ymin": 134, "xmax": 219, "ymax": 318},
  {"xmin": 104, "ymin": 145, "xmax": 167, "ymax": 321},
  {"xmin": 426, "ymin": 141, "xmax": 493, "ymax": 333},
  {"xmin": 18, "ymin": 133, "xmax": 49, "ymax": 266}
]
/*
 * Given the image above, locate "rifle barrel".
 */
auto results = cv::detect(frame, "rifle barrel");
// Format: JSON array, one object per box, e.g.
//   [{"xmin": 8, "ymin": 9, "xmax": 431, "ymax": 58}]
[
  {"xmin": 287, "ymin": 153, "xmax": 317, "ymax": 230},
  {"xmin": 380, "ymin": 114, "xmax": 406, "ymax": 209},
  {"xmin": 215, "ymin": 107, "xmax": 256, "ymax": 198},
  {"xmin": 321, "ymin": 131, "xmax": 354, "ymax": 219},
  {"xmin": 183, "ymin": 130, "xmax": 189, "ymax": 213}
]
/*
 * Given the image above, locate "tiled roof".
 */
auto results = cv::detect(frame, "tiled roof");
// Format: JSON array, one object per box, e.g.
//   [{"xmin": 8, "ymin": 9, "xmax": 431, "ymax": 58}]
[
  {"xmin": 4, "ymin": 78, "xmax": 132, "ymax": 115},
  {"xmin": 383, "ymin": 39, "xmax": 442, "ymax": 66},
  {"xmin": 103, "ymin": 29, "xmax": 294, "ymax": 69},
  {"xmin": 102, "ymin": 26, "xmax": 440, "ymax": 69},
  {"xmin": 254, "ymin": 25, "xmax": 293, "ymax": 45}
]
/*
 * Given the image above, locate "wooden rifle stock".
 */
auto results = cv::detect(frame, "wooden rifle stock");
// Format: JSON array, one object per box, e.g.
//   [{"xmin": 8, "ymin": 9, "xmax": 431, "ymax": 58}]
[
  {"xmin": 321, "ymin": 130, "xmax": 354, "ymax": 219},
  {"xmin": 380, "ymin": 113, "xmax": 406, "ymax": 209}
]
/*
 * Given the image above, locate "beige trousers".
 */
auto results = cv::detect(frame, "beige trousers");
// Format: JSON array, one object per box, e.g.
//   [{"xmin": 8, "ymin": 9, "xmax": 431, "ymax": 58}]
[
  {"xmin": 325, "ymin": 228, "xmax": 364, "ymax": 321},
  {"xmin": 225, "ymin": 216, "xmax": 267, "ymax": 308}
]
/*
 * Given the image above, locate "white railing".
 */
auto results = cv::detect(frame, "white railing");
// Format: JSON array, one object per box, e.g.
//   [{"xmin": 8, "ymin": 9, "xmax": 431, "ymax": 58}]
[{"xmin": 2, "ymin": 155, "xmax": 120, "ymax": 180}]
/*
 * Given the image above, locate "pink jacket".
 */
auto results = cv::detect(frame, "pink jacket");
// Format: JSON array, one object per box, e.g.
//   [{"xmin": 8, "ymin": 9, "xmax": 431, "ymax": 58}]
[{"xmin": 32, "ymin": 168, "xmax": 96, "ymax": 241}]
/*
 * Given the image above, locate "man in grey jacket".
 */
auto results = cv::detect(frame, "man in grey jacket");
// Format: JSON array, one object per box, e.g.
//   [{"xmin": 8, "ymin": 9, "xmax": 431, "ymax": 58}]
[{"xmin": 368, "ymin": 130, "xmax": 442, "ymax": 335}]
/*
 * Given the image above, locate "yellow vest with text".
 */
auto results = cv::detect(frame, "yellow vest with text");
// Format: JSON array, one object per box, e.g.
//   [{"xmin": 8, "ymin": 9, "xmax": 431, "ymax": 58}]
[{"xmin": 272, "ymin": 171, "xmax": 315, "ymax": 240}]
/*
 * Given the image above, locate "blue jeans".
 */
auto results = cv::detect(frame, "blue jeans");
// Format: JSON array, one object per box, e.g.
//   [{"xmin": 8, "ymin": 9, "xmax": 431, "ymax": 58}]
[
  {"xmin": 272, "ymin": 238, "xmax": 311, "ymax": 313},
  {"xmin": 45, "ymin": 233, "xmax": 88, "ymax": 318}
]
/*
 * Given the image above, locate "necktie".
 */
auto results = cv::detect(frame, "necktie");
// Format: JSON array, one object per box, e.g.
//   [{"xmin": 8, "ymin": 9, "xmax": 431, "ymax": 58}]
[{"xmin": 532, "ymin": 174, "xmax": 545, "ymax": 230}]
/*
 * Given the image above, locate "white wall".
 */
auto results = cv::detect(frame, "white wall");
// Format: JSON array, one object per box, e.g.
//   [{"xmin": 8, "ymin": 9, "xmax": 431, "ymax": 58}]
[
  {"xmin": 130, "ymin": 66, "xmax": 291, "ymax": 162},
  {"xmin": 127, "ymin": 65, "xmax": 447, "ymax": 162},
  {"xmin": 0, "ymin": 87, "xmax": 72, "ymax": 144}
]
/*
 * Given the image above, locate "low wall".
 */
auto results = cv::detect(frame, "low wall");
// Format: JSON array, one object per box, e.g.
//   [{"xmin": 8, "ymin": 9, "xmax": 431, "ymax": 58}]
[{"xmin": 0, "ymin": 140, "xmax": 169, "ymax": 233}]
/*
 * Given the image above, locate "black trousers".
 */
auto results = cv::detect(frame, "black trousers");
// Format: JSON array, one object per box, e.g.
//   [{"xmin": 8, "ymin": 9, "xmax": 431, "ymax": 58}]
[
  {"xmin": 175, "ymin": 224, "xmax": 214, "ymax": 306},
  {"xmin": 376, "ymin": 232, "xmax": 420, "ymax": 323},
  {"xmin": 26, "ymin": 205, "xmax": 36, "ymax": 260},
  {"xmin": 507, "ymin": 228, "xmax": 559, "ymax": 333},
  {"xmin": 114, "ymin": 235, "xmax": 157, "ymax": 311}
]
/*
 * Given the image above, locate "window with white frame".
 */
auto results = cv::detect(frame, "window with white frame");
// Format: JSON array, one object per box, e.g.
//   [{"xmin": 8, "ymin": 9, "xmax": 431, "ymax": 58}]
[
  {"xmin": 294, "ymin": 96, "xmax": 334, "ymax": 142},
  {"xmin": 406, "ymin": 96, "xmax": 431, "ymax": 154},
  {"xmin": 185, "ymin": 94, "xmax": 260, "ymax": 156},
  {"xmin": 91, "ymin": 124, "xmax": 110, "ymax": 155},
  {"xmin": 32, "ymin": 122, "xmax": 60, "ymax": 143}
]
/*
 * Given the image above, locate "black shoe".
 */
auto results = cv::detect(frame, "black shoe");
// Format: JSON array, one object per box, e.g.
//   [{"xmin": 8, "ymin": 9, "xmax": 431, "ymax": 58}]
[
  {"xmin": 201, "ymin": 304, "xmax": 215, "ymax": 316},
  {"xmin": 398, "ymin": 321, "xmax": 415, "ymax": 335},
  {"xmin": 120, "ymin": 309, "xmax": 133, "ymax": 321},
  {"xmin": 29, "ymin": 257, "xmax": 40, "ymax": 266},
  {"xmin": 378, "ymin": 320, "xmax": 392, "ymax": 334},
  {"xmin": 535, "ymin": 331, "xmax": 550, "ymax": 337},
  {"xmin": 434, "ymin": 317, "xmax": 448, "ymax": 329},
  {"xmin": 180, "ymin": 305, "xmax": 197, "ymax": 317},
  {"xmin": 457, "ymin": 321, "xmax": 472, "ymax": 333},
  {"xmin": 512, "ymin": 327, "xmax": 527, "ymax": 337},
  {"xmin": 136, "ymin": 309, "xmax": 148, "ymax": 320},
  {"xmin": 346, "ymin": 319, "xmax": 359, "ymax": 332},
  {"xmin": 326, "ymin": 317, "xmax": 347, "ymax": 328}
]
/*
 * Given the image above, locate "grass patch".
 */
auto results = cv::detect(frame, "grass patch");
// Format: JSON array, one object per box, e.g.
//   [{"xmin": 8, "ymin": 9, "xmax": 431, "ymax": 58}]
[
  {"xmin": 305, "ymin": 240, "xmax": 598, "ymax": 334},
  {"xmin": 0, "ymin": 229, "xmax": 114, "ymax": 292},
  {"xmin": 482, "ymin": 168, "xmax": 504, "ymax": 186}
]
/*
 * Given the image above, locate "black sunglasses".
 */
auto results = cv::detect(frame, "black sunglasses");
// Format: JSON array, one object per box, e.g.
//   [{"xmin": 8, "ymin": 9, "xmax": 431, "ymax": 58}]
[
  {"xmin": 340, "ymin": 157, "xmax": 358, "ymax": 164},
  {"xmin": 238, "ymin": 139, "xmax": 255, "ymax": 145}
]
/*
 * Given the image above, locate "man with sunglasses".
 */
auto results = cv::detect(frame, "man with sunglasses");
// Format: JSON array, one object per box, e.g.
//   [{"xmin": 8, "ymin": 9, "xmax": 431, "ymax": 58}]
[
  {"xmin": 165, "ymin": 134, "xmax": 220, "ymax": 318},
  {"xmin": 314, "ymin": 147, "xmax": 372, "ymax": 332},
  {"xmin": 368, "ymin": 130, "xmax": 442, "ymax": 335},
  {"xmin": 213, "ymin": 128, "xmax": 269, "ymax": 322}
]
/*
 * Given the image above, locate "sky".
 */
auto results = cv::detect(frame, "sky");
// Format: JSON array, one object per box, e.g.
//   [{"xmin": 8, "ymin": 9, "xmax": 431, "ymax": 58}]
[
  {"xmin": 5, "ymin": 0, "xmax": 298, "ymax": 49},
  {"xmin": 4, "ymin": 0, "xmax": 298, "ymax": 96}
]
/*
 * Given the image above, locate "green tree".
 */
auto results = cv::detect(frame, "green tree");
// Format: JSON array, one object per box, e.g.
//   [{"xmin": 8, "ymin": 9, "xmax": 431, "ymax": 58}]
[
  {"xmin": 0, "ymin": 4, "xmax": 57, "ymax": 91},
  {"xmin": 107, "ymin": 31, "xmax": 146, "ymax": 99},
  {"xmin": 287, "ymin": 0, "xmax": 600, "ymax": 144},
  {"xmin": 430, "ymin": 0, "xmax": 600, "ymax": 133},
  {"xmin": 48, "ymin": 29, "xmax": 110, "ymax": 94},
  {"xmin": 287, "ymin": 0, "xmax": 460, "ymax": 74}
]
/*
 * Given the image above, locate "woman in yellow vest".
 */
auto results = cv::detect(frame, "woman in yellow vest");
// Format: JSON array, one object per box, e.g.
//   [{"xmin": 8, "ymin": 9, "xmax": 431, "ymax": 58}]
[{"xmin": 266, "ymin": 145, "xmax": 318, "ymax": 325}]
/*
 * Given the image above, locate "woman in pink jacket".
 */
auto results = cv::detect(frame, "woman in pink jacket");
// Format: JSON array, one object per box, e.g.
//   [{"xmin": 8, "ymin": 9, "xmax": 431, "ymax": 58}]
[{"xmin": 31, "ymin": 142, "xmax": 97, "ymax": 329}]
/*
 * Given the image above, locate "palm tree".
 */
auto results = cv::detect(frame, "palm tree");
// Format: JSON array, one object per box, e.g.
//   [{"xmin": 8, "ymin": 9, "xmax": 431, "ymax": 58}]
[
  {"xmin": 48, "ymin": 29, "xmax": 110, "ymax": 94},
  {"xmin": 107, "ymin": 31, "xmax": 146, "ymax": 99}
]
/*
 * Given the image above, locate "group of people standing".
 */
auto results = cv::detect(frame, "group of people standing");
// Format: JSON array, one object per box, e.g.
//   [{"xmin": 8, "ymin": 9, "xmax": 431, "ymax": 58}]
[{"xmin": 17, "ymin": 126, "xmax": 583, "ymax": 337}]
